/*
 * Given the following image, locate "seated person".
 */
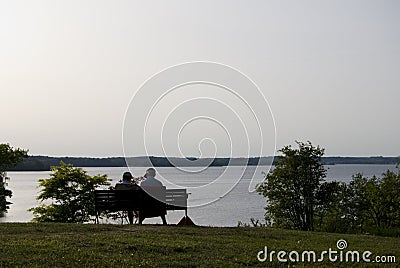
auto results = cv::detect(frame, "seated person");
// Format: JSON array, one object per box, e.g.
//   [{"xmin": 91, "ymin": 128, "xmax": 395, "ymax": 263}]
[
  {"xmin": 138, "ymin": 168, "xmax": 167, "ymax": 225},
  {"xmin": 115, "ymin": 172, "xmax": 139, "ymax": 224}
]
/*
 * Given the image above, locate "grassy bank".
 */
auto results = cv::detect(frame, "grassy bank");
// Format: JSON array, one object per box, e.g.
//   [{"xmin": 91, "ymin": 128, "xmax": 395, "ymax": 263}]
[{"xmin": 0, "ymin": 223, "xmax": 399, "ymax": 267}]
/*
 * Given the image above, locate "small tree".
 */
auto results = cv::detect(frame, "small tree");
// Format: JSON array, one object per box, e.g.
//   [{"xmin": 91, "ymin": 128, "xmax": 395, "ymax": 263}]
[
  {"xmin": 348, "ymin": 170, "xmax": 400, "ymax": 230},
  {"xmin": 257, "ymin": 141, "xmax": 326, "ymax": 231},
  {"xmin": 0, "ymin": 143, "xmax": 28, "ymax": 215},
  {"xmin": 29, "ymin": 162, "xmax": 110, "ymax": 223},
  {"xmin": 0, "ymin": 180, "xmax": 13, "ymax": 216},
  {"xmin": 314, "ymin": 181, "xmax": 358, "ymax": 233}
]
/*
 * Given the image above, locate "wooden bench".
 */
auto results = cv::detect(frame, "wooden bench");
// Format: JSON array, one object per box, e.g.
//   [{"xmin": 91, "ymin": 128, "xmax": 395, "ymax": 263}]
[{"xmin": 94, "ymin": 188, "xmax": 189, "ymax": 224}]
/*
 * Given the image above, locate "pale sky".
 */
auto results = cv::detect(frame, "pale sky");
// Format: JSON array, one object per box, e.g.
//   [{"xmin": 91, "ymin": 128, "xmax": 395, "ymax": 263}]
[{"xmin": 0, "ymin": 0, "xmax": 399, "ymax": 157}]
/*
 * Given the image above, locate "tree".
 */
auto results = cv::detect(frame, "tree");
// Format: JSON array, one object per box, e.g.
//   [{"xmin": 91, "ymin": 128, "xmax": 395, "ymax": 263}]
[
  {"xmin": 0, "ymin": 143, "xmax": 28, "ymax": 171},
  {"xmin": 314, "ymin": 170, "xmax": 400, "ymax": 234},
  {"xmin": 257, "ymin": 141, "xmax": 326, "ymax": 231},
  {"xmin": 314, "ymin": 181, "xmax": 359, "ymax": 233},
  {"xmin": 347, "ymin": 170, "xmax": 400, "ymax": 230},
  {"xmin": 0, "ymin": 181, "xmax": 13, "ymax": 216},
  {"xmin": 0, "ymin": 143, "xmax": 28, "ymax": 215},
  {"xmin": 29, "ymin": 162, "xmax": 110, "ymax": 223}
]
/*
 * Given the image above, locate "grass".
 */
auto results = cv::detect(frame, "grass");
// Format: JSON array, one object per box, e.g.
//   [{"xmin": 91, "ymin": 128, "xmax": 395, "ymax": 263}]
[{"xmin": 0, "ymin": 223, "xmax": 399, "ymax": 267}]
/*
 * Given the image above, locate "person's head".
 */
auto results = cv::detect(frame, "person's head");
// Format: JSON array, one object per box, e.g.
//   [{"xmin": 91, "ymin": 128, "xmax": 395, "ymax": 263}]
[
  {"xmin": 122, "ymin": 172, "xmax": 133, "ymax": 182},
  {"xmin": 145, "ymin": 168, "xmax": 156, "ymax": 178}
]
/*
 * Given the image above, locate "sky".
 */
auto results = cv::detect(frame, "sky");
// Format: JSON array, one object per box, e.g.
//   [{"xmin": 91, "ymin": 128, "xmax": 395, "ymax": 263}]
[{"xmin": 0, "ymin": 0, "xmax": 399, "ymax": 157}]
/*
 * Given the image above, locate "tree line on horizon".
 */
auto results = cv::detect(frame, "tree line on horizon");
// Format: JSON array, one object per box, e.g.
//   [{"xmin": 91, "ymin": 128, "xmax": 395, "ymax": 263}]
[{"xmin": 8, "ymin": 155, "xmax": 400, "ymax": 171}]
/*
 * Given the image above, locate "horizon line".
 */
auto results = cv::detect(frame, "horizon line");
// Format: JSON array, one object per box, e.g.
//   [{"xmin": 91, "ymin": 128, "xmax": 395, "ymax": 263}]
[{"xmin": 27, "ymin": 154, "xmax": 400, "ymax": 158}]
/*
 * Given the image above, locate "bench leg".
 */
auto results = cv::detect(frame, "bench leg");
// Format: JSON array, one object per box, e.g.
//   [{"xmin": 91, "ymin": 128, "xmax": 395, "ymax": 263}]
[
  {"xmin": 128, "ymin": 211, "xmax": 134, "ymax": 224},
  {"xmin": 161, "ymin": 215, "xmax": 167, "ymax": 225},
  {"xmin": 139, "ymin": 212, "xmax": 144, "ymax": 225}
]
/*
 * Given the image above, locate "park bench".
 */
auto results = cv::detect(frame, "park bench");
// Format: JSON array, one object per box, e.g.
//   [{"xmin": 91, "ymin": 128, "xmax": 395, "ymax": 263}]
[{"xmin": 94, "ymin": 188, "xmax": 189, "ymax": 224}]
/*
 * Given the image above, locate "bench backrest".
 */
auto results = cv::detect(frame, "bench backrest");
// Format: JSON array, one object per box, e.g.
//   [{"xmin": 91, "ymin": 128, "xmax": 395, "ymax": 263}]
[
  {"xmin": 165, "ymin": 189, "xmax": 187, "ymax": 210},
  {"xmin": 95, "ymin": 188, "xmax": 187, "ymax": 212}
]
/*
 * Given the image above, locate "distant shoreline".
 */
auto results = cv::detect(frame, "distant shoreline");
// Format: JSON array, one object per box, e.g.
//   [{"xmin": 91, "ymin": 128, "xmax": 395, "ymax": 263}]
[{"xmin": 9, "ymin": 155, "xmax": 399, "ymax": 171}]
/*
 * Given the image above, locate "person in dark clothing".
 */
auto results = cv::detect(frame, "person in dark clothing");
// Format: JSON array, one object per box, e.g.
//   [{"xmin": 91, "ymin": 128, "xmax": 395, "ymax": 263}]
[{"xmin": 115, "ymin": 172, "xmax": 139, "ymax": 224}]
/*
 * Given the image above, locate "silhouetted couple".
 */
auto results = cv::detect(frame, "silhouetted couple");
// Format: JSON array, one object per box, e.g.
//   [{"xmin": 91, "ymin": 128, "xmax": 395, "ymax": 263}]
[{"xmin": 115, "ymin": 168, "xmax": 167, "ymax": 225}]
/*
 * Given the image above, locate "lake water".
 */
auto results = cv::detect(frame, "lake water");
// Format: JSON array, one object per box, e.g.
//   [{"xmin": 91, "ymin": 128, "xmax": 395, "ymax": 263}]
[{"xmin": 1, "ymin": 164, "xmax": 397, "ymax": 226}]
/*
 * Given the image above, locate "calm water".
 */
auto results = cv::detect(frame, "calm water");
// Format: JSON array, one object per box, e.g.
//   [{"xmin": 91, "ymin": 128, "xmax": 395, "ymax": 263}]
[{"xmin": 1, "ymin": 164, "xmax": 397, "ymax": 226}]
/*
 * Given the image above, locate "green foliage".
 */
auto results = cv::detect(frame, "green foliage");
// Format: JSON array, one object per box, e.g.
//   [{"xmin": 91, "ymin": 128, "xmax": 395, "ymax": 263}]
[
  {"xmin": 348, "ymin": 170, "xmax": 400, "ymax": 230},
  {"xmin": 29, "ymin": 162, "xmax": 110, "ymax": 223},
  {"xmin": 0, "ymin": 143, "xmax": 28, "ymax": 215},
  {"xmin": 237, "ymin": 218, "xmax": 266, "ymax": 227},
  {"xmin": 315, "ymin": 170, "xmax": 400, "ymax": 235},
  {"xmin": 0, "ymin": 183, "xmax": 12, "ymax": 215},
  {"xmin": 257, "ymin": 140, "xmax": 400, "ymax": 235},
  {"xmin": 314, "ymin": 180, "xmax": 364, "ymax": 233},
  {"xmin": 257, "ymin": 141, "xmax": 326, "ymax": 231},
  {"xmin": 0, "ymin": 143, "xmax": 28, "ymax": 172}
]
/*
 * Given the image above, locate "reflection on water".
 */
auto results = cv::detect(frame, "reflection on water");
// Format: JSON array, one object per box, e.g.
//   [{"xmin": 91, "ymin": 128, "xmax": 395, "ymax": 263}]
[{"xmin": 1, "ymin": 165, "xmax": 397, "ymax": 226}]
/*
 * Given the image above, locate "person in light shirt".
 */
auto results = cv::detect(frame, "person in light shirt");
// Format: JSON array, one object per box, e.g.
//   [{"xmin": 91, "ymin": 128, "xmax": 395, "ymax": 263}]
[
  {"xmin": 139, "ymin": 168, "xmax": 167, "ymax": 225},
  {"xmin": 140, "ymin": 168, "xmax": 163, "ymax": 187}
]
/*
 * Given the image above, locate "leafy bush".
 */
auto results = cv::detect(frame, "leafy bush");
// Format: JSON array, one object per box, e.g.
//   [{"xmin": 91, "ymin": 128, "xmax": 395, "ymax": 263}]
[
  {"xmin": 257, "ymin": 141, "xmax": 400, "ymax": 236},
  {"xmin": 0, "ymin": 143, "xmax": 28, "ymax": 215},
  {"xmin": 29, "ymin": 162, "xmax": 110, "ymax": 223},
  {"xmin": 257, "ymin": 141, "xmax": 326, "ymax": 231}
]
